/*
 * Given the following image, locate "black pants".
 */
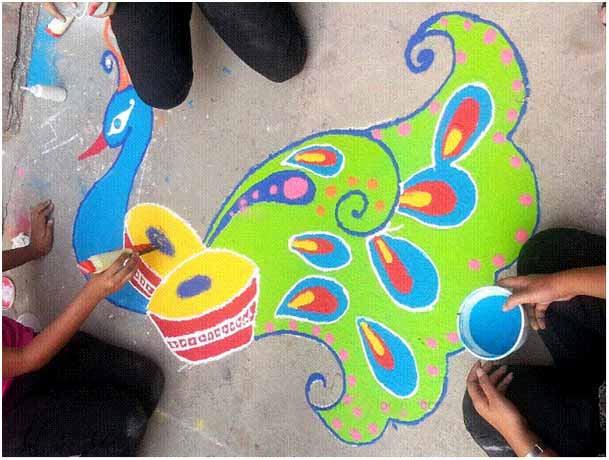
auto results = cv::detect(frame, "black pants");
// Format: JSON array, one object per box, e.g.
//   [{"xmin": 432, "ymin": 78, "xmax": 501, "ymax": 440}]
[
  {"xmin": 3, "ymin": 332, "xmax": 164, "ymax": 456},
  {"xmin": 462, "ymin": 228, "xmax": 606, "ymax": 457},
  {"xmin": 111, "ymin": 3, "xmax": 307, "ymax": 109}
]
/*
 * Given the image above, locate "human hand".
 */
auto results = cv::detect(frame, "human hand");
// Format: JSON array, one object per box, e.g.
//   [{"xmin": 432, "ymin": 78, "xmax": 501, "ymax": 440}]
[
  {"xmin": 82, "ymin": 252, "xmax": 137, "ymax": 302},
  {"xmin": 466, "ymin": 361, "xmax": 527, "ymax": 438},
  {"xmin": 498, "ymin": 274, "xmax": 572, "ymax": 330},
  {"xmin": 29, "ymin": 200, "xmax": 54, "ymax": 259},
  {"xmin": 88, "ymin": 2, "xmax": 117, "ymax": 17},
  {"xmin": 42, "ymin": 2, "xmax": 76, "ymax": 22}
]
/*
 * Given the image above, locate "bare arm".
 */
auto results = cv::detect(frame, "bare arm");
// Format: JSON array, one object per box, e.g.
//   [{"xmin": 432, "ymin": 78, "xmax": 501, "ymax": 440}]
[{"xmin": 2, "ymin": 253, "xmax": 137, "ymax": 378}]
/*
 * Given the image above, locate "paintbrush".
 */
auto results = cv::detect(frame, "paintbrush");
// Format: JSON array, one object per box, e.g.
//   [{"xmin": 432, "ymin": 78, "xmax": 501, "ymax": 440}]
[{"xmin": 77, "ymin": 243, "xmax": 159, "ymax": 275}]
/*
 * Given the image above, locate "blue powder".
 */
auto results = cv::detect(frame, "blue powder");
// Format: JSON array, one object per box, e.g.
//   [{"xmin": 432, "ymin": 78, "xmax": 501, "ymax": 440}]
[
  {"xmin": 177, "ymin": 275, "xmax": 211, "ymax": 298},
  {"xmin": 469, "ymin": 294, "xmax": 521, "ymax": 356},
  {"xmin": 145, "ymin": 226, "xmax": 175, "ymax": 256},
  {"xmin": 27, "ymin": 11, "xmax": 61, "ymax": 86}
]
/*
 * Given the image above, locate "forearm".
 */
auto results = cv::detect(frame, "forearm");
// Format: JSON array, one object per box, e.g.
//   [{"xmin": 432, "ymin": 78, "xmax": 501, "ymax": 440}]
[
  {"xmin": 501, "ymin": 425, "xmax": 558, "ymax": 457},
  {"xmin": 557, "ymin": 266, "xmax": 606, "ymax": 299},
  {"xmin": 2, "ymin": 246, "xmax": 38, "ymax": 271},
  {"xmin": 3, "ymin": 287, "xmax": 102, "ymax": 377}
]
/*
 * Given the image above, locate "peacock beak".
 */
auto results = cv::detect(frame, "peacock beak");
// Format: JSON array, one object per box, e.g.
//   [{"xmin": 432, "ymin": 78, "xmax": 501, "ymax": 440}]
[{"xmin": 78, "ymin": 132, "xmax": 108, "ymax": 160}]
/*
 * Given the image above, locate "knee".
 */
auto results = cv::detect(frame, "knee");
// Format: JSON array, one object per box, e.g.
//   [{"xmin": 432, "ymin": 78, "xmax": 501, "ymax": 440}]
[
  {"xmin": 135, "ymin": 74, "xmax": 193, "ymax": 110},
  {"xmin": 266, "ymin": 29, "xmax": 307, "ymax": 83},
  {"xmin": 517, "ymin": 228, "xmax": 601, "ymax": 276}
]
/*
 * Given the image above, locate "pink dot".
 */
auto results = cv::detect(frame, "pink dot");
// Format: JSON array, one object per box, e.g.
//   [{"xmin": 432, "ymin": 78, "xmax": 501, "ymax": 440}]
[
  {"xmin": 269, "ymin": 185, "xmax": 278, "ymax": 195},
  {"xmin": 347, "ymin": 375, "xmax": 356, "ymax": 387},
  {"xmin": 420, "ymin": 400, "xmax": 429, "ymax": 410},
  {"xmin": 16, "ymin": 167, "xmax": 26, "ymax": 178},
  {"xmin": 372, "ymin": 129, "xmax": 383, "ymax": 140},
  {"xmin": 229, "ymin": 211, "xmax": 235, "ymax": 217},
  {"xmin": 519, "ymin": 194, "xmax": 533, "ymax": 206},
  {"xmin": 339, "ymin": 349, "xmax": 349, "ymax": 361},
  {"xmin": 446, "ymin": 332, "xmax": 459, "ymax": 343},
  {"xmin": 510, "ymin": 156, "xmax": 522, "ymax": 168},
  {"xmin": 289, "ymin": 320, "xmax": 298, "ymax": 331},
  {"xmin": 439, "ymin": 17, "xmax": 448, "ymax": 26},
  {"xmin": 331, "ymin": 418, "xmax": 343, "ymax": 430},
  {"xmin": 427, "ymin": 365, "xmax": 439, "ymax": 376},
  {"xmin": 368, "ymin": 423, "xmax": 379, "ymax": 435},
  {"xmin": 312, "ymin": 325, "xmax": 321, "ymax": 336},
  {"xmin": 501, "ymin": 49, "xmax": 514, "ymax": 65},
  {"xmin": 483, "ymin": 28, "xmax": 497, "ymax": 45},
  {"xmin": 425, "ymin": 337, "xmax": 438, "ymax": 349},
  {"xmin": 350, "ymin": 429, "xmax": 362, "ymax": 441},
  {"xmin": 251, "ymin": 190, "xmax": 260, "ymax": 200},
  {"xmin": 507, "ymin": 109, "xmax": 518, "ymax": 122},
  {"xmin": 343, "ymin": 394, "xmax": 352, "ymax": 405},
  {"xmin": 492, "ymin": 254, "xmax": 506, "ymax": 268},
  {"xmin": 264, "ymin": 322, "xmax": 274, "ymax": 333},
  {"xmin": 515, "ymin": 229, "xmax": 529, "ymax": 244},
  {"xmin": 352, "ymin": 407, "xmax": 362, "ymax": 418},
  {"xmin": 380, "ymin": 401, "xmax": 390, "ymax": 413},
  {"xmin": 325, "ymin": 333, "xmax": 334, "ymax": 345},
  {"xmin": 400, "ymin": 408, "xmax": 408, "ymax": 418},
  {"xmin": 239, "ymin": 198, "xmax": 248, "ymax": 207},
  {"xmin": 429, "ymin": 100, "xmax": 441, "ymax": 114},
  {"xmin": 397, "ymin": 122, "xmax": 412, "ymax": 136},
  {"xmin": 463, "ymin": 20, "xmax": 472, "ymax": 30},
  {"xmin": 456, "ymin": 51, "xmax": 467, "ymax": 64},
  {"xmin": 283, "ymin": 177, "xmax": 309, "ymax": 200},
  {"xmin": 468, "ymin": 259, "xmax": 481, "ymax": 271},
  {"xmin": 493, "ymin": 132, "xmax": 506, "ymax": 144},
  {"xmin": 512, "ymin": 79, "xmax": 523, "ymax": 91}
]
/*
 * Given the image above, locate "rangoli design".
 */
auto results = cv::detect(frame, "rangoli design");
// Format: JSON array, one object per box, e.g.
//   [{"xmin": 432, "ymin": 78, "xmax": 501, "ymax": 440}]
[{"xmin": 71, "ymin": 13, "xmax": 539, "ymax": 444}]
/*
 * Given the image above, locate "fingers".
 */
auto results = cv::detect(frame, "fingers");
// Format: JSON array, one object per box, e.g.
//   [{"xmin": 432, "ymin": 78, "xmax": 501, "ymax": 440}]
[
  {"xmin": 108, "ymin": 252, "xmax": 132, "ymax": 275},
  {"xmin": 117, "ymin": 256, "xmax": 138, "ymax": 285},
  {"xmin": 466, "ymin": 362, "xmax": 486, "ymax": 408},
  {"xmin": 497, "ymin": 276, "xmax": 529, "ymax": 290},
  {"xmin": 496, "ymin": 372, "xmax": 514, "ymax": 394},
  {"xmin": 42, "ymin": 3, "xmax": 66, "ymax": 22},
  {"xmin": 525, "ymin": 304, "xmax": 539, "ymax": 330},
  {"xmin": 489, "ymin": 365, "xmax": 508, "ymax": 385},
  {"xmin": 476, "ymin": 366, "xmax": 499, "ymax": 400},
  {"xmin": 535, "ymin": 304, "xmax": 549, "ymax": 330},
  {"xmin": 32, "ymin": 199, "xmax": 52, "ymax": 213},
  {"xmin": 502, "ymin": 290, "xmax": 529, "ymax": 311},
  {"xmin": 98, "ymin": 2, "xmax": 117, "ymax": 17}
]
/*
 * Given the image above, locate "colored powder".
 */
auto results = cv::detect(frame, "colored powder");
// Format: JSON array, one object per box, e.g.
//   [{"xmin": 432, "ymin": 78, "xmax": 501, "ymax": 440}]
[
  {"xmin": 27, "ymin": 11, "xmax": 61, "ymax": 86},
  {"xmin": 469, "ymin": 294, "xmax": 521, "ymax": 356},
  {"xmin": 145, "ymin": 226, "xmax": 175, "ymax": 256},
  {"xmin": 177, "ymin": 275, "xmax": 212, "ymax": 298}
]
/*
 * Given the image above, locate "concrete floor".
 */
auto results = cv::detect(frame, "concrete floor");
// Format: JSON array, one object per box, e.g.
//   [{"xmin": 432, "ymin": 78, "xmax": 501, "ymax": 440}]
[{"xmin": 2, "ymin": 3, "xmax": 605, "ymax": 456}]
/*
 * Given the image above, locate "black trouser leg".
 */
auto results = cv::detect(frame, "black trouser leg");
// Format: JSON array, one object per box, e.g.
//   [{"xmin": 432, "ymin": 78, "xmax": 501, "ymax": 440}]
[
  {"xmin": 111, "ymin": 3, "xmax": 194, "ymax": 109},
  {"xmin": 462, "ymin": 228, "xmax": 606, "ymax": 457},
  {"xmin": 2, "ymin": 332, "xmax": 164, "ymax": 456},
  {"xmin": 198, "ymin": 3, "xmax": 307, "ymax": 82}
]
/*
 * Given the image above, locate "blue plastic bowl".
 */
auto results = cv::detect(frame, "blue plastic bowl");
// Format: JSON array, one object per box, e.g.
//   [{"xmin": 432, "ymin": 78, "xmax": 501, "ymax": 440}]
[{"xmin": 457, "ymin": 286, "xmax": 527, "ymax": 360}]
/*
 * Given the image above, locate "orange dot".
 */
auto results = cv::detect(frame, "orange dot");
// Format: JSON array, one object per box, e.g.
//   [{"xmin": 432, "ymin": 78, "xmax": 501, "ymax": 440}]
[
  {"xmin": 316, "ymin": 205, "xmax": 326, "ymax": 216},
  {"xmin": 325, "ymin": 186, "xmax": 337, "ymax": 198},
  {"xmin": 348, "ymin": 176, "xmax": 359, "ymax": 187},
  {"xmin": 367, "ymin": 179, "xmax": 378, "ymax": 190},
  {"xmin": 375, "ymin": 200, "xmax": 385, "ymax": 211}
]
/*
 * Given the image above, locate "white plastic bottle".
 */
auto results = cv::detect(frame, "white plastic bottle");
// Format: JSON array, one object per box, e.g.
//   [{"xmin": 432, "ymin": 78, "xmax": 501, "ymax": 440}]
[{"xmin": 21, "ymin": 85, "xmax": 67, "ymax": 102}]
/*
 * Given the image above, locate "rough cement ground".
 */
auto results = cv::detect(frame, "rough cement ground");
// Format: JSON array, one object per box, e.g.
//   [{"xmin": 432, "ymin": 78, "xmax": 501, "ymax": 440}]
[{"xmin": 2, "ymin": 3, "xmax": 605, "ymax": 456}]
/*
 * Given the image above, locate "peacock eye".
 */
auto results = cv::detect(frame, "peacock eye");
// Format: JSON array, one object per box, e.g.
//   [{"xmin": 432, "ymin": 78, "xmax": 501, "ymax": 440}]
[{"xmin": 107, "ymin": 98, "xmax": 135, "ymax": 136}]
